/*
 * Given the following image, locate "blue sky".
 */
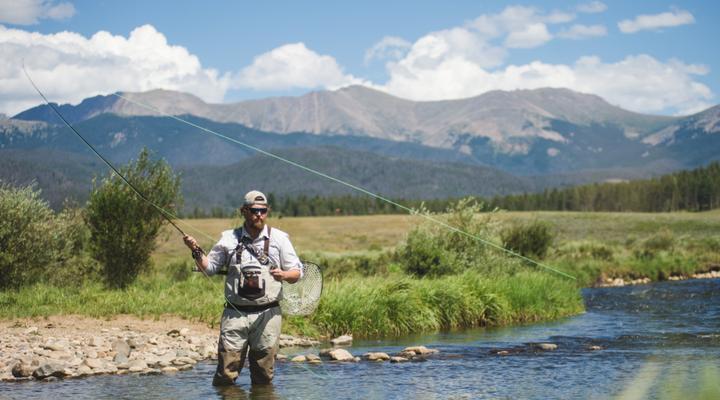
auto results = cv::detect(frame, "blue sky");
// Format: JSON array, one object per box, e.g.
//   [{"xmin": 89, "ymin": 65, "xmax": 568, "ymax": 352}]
[{"xmin": 0, "ymin": 0, "xmax": 717, "ymax": 117}]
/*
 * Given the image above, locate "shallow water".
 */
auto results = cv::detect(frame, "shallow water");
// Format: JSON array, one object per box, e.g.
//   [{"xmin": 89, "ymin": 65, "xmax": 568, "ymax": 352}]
[{"xmin": 3, "ymin": 278, "xmax": 719, "ymax": 399}]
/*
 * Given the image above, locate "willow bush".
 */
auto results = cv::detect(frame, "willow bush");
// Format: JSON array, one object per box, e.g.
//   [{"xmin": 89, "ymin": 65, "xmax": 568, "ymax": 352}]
[
  {"xmin": 85, "ymin": 149, "xmax": 181, "ymax": 288},
  {"xmin": 0, "ymin": 183, "xmax": 91, "ymax": 289}
]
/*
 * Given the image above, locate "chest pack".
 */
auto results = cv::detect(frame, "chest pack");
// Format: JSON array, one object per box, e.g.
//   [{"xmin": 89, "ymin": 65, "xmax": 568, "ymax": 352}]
[{"xmin": 231, "ymin": 226, "xmax": 273, "ymax": 301}]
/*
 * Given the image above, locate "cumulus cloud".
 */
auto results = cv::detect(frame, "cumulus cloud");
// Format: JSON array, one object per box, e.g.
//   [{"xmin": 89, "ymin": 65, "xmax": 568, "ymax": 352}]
[
  {"xmin": 0, "ymin": 0, "xmax": 75, "ymax": 25},
  {"xmin": 380, "ymin": 53, "xmax": 712, "ymax": 115},
  {"xmin": 468, "ymin": 6, "xmax": 571, "ymax": 49},
  {"xmin": 364, "ymin": 36, "xmax": 411, "ymax": 65},
  {"xmin": 618, "ymin": 9, "xmax": 695, "ymax": 33},
  {"xmin": 0, "ymin": 24, "xmax": 231, "ymax": 116},
  {"xmin": 557, "ymin": 24, "xmax": 607, "ymax": 39},
  {"xmin": 233, "ymin": 42, "xmax": 365, "ymax": 91},
  {"xmin": 577, "ymin": 1, "xmax": 607, "ymax": 14}
]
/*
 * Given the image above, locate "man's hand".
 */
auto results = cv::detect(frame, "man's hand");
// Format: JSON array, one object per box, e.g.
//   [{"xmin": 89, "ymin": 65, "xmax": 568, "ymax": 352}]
[
  {"xmin": 183, "ymin": 235, "xmax": 199, "ymax": 250},
  {"xmin": 270, "ymin": 267, "xmax": 300, "ymax": 283},
  {"xmin": 270, "ymin": 268, "xmax": 286, "ymax": 282}
]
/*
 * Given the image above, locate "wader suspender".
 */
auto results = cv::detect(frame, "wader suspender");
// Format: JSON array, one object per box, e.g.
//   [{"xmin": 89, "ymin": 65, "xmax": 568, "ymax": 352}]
[{"xmin": 235, "ymin": 226, "xmax": 272, "ymax": 265}]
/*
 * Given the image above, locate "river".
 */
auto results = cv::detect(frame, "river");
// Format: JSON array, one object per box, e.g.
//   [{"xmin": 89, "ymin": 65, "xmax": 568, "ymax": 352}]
[{"xmin": 3, "ymin": 278, "xmax": 719, "ymax": 399}]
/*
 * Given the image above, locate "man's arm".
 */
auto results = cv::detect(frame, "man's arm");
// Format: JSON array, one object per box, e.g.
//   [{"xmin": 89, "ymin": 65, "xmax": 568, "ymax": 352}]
[{"xmin": 270, "ymin": 233, "xmax": 302, "ymax": 283}]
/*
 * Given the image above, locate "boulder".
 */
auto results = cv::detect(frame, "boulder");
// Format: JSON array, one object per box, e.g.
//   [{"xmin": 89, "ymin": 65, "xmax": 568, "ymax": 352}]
[
  {"xmin": 128, "ymin": 360, "xmax": 148, "ymax": 373},
  {"xmin": 162, "ymin": 366, "xmax": 179, "ymax": 373},
  {"xmin": 402, "ymin": 346, "xmax": 439, "ymax": 356},
  {"xmin": 364, "ymin": 352, "xmax": 390, "ymax": 361},
  {"xmin": 113, "ymin": 353, "xmax": 129, "ymax": 364},
  {"xmin": 326, "ymin": 349, "xmax": 354, "ymax": 361},
  {"xmin": 111, "ymin": 340, "xmax": 131, "ymax": 358},
  {"xmin": 390, "ymin": 356, "xmax": 408, "ymax": 363},
  {"xmin": 84, "ymin": 358, "xmax": 103, "ymax": 369},
  {"xmin": 588, "ymin": 345, "xmax": 603, "ymax": 351},
  {"xmin": 290, "ymin": 355, "xmax": 307, "ymax": 362},
  {"xmin": 534, "ymin": 343, "xmax": 558, "ymax": 351},
  {"xmin": 330, "ymin": 335, "xmax": 353, "ymax": 346},
  {"xmin": 11, "ymin": 361, "xmax": 34, "ymax": 378},
  {"xmin": 42, "ymin": 342, "xmax": 67, "ymax": 352},
  {"xmin": 33, "ymin": 363, "xmax": 67, "ymax": 379},
  {"xmin": 305, "ymin": 354, "xmax": 320, "ymax": 362}
]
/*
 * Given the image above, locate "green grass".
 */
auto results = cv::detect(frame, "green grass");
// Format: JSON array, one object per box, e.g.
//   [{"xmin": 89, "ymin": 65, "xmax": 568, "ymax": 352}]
[
  {"xmin": 4, "ymin": 210, "xmax": 720, "ymax": 338},
  {"xmin": 0, "ymin": 260, "xmax": 582, "ymax": 338}
]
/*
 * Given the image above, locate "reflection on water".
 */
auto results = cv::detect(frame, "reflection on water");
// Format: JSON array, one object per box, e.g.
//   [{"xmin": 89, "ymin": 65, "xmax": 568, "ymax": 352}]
[{"xmin": 2, "ymin": 279, "xmax": 719, "ymax": 399}]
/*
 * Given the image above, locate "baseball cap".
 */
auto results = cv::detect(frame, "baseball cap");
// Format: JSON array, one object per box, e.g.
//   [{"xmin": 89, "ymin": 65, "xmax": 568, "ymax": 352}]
[{"xmin": 243, "ymin": 190, "xmax": 268, "ymax": 207}]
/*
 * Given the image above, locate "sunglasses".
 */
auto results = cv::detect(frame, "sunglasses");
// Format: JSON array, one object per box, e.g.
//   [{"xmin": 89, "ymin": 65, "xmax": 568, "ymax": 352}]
[{"xmin": 248, "ymin": 207, "xmax": 268, "ymax": 215}]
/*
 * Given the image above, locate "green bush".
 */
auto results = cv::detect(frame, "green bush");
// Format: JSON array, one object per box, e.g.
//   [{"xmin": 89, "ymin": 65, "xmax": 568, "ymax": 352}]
[
  {"xmin": 396, "ymin": 198, "xmax": 497, "ymax": 277},
  {"xmin": 500, "ymin": 220, "xmax": 555, "ymax": 260},
  {"xmin": 85, "ymin": 149, "xmax": 182, "ymax": 288},
  {"xmin": 0, "ymin": 184, "xmax": 93, "ymax": 289},
  {"xmin": 633, "ymin": 228, "xmax": 675, "ymax": 260}
]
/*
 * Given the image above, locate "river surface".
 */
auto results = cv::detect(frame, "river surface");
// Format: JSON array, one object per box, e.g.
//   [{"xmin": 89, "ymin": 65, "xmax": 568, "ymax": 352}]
[{"xmin": 2, "ymin": 278, "xmax": 719, "ymax": 399}]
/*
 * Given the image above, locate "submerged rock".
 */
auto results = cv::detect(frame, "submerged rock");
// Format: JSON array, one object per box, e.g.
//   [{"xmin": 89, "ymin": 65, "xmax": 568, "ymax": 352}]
[
  {"xmin": 330, "ymin": 335, "xmax": 353, "ymax": 346},
  {"xmin": 534, "ymin": 343, "xmax": 558, "ymax": 351}
]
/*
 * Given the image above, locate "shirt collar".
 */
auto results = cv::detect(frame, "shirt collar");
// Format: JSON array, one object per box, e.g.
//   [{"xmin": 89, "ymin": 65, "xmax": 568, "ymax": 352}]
[{"xmin": 239, "ymin": 224, "xmax": 269, "ymax": 240}]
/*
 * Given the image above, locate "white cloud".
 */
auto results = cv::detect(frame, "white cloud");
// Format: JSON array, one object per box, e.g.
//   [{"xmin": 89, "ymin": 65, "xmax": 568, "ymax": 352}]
[
  {"xmin": 467, "ymin": 6, "xmax": 571, "ymax": 49},
  {"xmin": 364, "ymin": 36, "xmax": 411, "ymax": 65},
  {"xmin": 0, "ymin": 24, "xmax": 231, "ymax": 116},
  {"xmin": 0, "ymin": 0, "xmax": 75, "ymax": 25},
  {"xmin": 577, "ymin": 1, "xmax": 607, "ymax": 14},
  {"xmin": 505, "ymin": 23, "xmax": 552, "ymax": 48},
  {"xmin": 618, "ymin": 9, "xmax": 695, "ymax": 34},
  {"xmin": 379, "ymin": 53, "xmax": 712, "ymax": 115},
  {"xmin": 557, "ymin": 24, "xmax": 607, "ymax": 39},
  {"xmin": 233, "ymin": 42, "xmax": 365, "ymax": 91}
]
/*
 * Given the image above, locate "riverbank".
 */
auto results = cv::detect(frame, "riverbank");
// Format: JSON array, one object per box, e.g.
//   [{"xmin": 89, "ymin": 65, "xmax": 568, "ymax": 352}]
[{"xmin": 0, "ymin": 315, "xmax": 441, "ymax": 383}]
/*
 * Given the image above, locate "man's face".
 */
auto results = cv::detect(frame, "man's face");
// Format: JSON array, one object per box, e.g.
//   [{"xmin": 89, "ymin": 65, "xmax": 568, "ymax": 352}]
[{"xmin": 242, "ymin": 205, "xmax": 269, "ymax": 230}]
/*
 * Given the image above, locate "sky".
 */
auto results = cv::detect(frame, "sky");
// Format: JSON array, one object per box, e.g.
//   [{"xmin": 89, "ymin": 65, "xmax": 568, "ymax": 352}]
[{"xmin": 0, "ymin": 0, "xmax": 718, "ymax": 118}]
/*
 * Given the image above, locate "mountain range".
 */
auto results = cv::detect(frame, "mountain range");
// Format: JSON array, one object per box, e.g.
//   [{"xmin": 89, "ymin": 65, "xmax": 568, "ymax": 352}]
[{"xmin": 3, "ymin": 85, "xmax": 719, "ymax": 211}]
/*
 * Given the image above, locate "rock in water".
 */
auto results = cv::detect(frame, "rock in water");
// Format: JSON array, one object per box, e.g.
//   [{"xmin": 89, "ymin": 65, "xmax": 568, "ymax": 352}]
[
  {"xmin": 327, "ymin": 349, "xmax": 354, "ymax": 361},
  {"xmin": 330, "ymin": 335, "xmax": 353, "ymax": 346}
]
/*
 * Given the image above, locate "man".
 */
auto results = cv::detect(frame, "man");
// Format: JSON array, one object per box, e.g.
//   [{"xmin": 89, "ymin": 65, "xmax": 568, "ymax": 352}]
[{"xmin": 183, "ymin": 190, "xmax": 302, "ymax": 385}]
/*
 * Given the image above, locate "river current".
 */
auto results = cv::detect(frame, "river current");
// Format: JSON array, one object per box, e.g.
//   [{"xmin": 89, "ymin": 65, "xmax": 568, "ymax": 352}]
[{"xmin": 2, "ymin": 278, "xmax": 719, "ymax": 399}]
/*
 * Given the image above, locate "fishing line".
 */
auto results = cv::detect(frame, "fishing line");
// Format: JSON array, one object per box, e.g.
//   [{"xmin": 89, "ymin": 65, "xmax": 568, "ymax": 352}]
[
  {"xmin": 23, "ymin": 66, "xmax": 334, "ymax": 380},
  {"xmin": 113, "ymin": 92, "xmax": 576, "ymax": 280}
]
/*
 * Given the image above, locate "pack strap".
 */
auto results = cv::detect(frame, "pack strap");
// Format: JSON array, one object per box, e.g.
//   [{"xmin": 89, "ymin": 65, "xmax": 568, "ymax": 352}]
[{"xmin": 235, "ymin": 225, "xmax": 272, "ymax": 265}]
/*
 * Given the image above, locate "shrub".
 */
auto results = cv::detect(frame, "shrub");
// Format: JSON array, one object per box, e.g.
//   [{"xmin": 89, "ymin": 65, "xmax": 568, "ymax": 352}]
[
  {"xmin": 0, "ymin": 184, "xmax": 93, "ymax": 289},
  {"xmin": 500, "ymin": 220, "xmax": 555, "ymax": 260},
  {"xmin": 396, "ymin": 198, "xmax": 497, "ymax": 277},
  {"xmin": 85, "ymin": 149, "xmax": 181, "ymax": 288}
]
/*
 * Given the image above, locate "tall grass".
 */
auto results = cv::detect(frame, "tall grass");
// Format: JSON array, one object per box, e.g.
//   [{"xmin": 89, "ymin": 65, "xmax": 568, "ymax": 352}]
[{"xmin": 310, "ymin": 270, "xmax": 582, "ymax": 337}]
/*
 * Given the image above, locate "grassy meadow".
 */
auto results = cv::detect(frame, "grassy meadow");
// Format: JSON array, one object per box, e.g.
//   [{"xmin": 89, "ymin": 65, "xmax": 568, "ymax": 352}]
[{"xmin": 3, "ymin": 209, "xmax": 720, "ymax": 338}]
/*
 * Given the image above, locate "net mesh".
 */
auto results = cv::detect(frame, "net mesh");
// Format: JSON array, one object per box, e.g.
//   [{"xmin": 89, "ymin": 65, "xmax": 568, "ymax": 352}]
[{"xmin": 280, "ymin": 261, "xmax": 323, "ymax": 316}]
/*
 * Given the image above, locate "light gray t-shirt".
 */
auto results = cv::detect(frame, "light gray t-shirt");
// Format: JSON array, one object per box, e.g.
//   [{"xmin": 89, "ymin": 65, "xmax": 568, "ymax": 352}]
[{"xmin": 205, "ymin": 225, "xmax": 302, "ymax": 306}]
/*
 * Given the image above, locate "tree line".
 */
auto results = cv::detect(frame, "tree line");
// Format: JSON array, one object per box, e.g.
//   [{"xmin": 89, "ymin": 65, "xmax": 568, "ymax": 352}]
[
  {"xmin": 488, "ymin": 161, "xmax": 720, "ymax": 212},
  {"xmin": 183, "ymin": 162, "xmax": 720, "ymax": 217}
]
